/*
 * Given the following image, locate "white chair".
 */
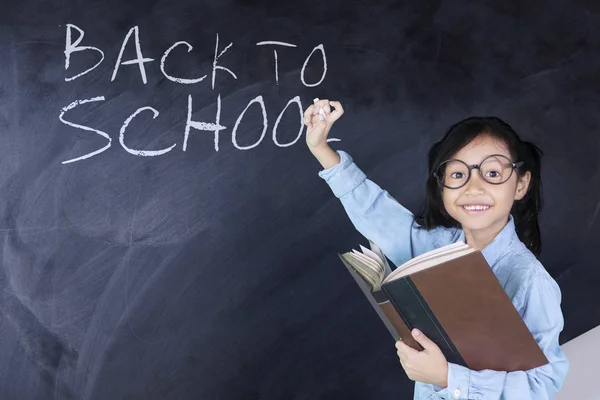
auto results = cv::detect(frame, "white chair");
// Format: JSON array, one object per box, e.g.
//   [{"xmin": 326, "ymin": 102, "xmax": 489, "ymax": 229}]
[{"xmin": 554, "ymin": 324, "xmax": 600, "ymax": 400}]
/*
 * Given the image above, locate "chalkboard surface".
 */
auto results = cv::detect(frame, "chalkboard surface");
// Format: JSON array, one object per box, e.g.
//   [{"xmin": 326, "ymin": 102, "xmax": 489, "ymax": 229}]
[{"xmin": 1, "ymin": 0, "xmax": 599, "ymax": 399}]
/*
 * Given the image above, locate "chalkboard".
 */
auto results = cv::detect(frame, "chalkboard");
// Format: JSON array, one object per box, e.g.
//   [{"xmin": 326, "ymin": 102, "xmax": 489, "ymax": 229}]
[{"xmin": 1, "ymin": 0, "xmax": 599, "ymax": 399}]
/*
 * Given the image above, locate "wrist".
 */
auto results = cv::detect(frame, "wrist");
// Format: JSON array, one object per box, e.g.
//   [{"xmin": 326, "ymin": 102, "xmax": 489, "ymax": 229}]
[
  {"xmin": 309, "ymin": 145, "xmax": 340, "ymax": 169},
  {"xmin": 308, "ymin": 143, "xmax": 330, "ymax": 153},
  {"xmin": 436, "ymin": 363, "xmax": 449, "ymax": 388}
]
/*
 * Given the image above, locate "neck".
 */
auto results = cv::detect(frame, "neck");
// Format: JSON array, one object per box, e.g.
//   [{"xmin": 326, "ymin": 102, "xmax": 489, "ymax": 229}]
[{"xmin": 463, "ymin": 217, "xmax": 509, "ymax": 251}]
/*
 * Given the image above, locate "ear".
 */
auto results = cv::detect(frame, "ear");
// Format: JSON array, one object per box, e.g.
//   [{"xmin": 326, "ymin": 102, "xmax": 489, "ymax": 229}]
[{"xmin": 514, "ymin": 171, "xmax": 531, "ymax": 201}]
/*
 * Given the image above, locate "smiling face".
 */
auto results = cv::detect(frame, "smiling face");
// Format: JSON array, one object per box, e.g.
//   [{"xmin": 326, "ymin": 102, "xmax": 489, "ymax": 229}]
[{"xmin": 440, "ymin": 133, "xmax": 531, "ymax": 241}]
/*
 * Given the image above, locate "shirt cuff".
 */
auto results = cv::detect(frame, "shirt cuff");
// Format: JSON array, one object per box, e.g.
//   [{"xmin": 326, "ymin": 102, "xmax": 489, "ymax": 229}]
[
  {"xmin": 432, "ymin": 363, "xmax": 471, "ymax": 399},
  {"xmin": 317, "ymin": 150, "xmax": 367, "ymax": 198}
]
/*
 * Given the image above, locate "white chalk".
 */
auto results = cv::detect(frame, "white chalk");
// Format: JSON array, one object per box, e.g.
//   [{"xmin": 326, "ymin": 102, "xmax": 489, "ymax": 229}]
[{"xmin": 313, "ymin": 98, "xmax": 326, "ymax": 120}]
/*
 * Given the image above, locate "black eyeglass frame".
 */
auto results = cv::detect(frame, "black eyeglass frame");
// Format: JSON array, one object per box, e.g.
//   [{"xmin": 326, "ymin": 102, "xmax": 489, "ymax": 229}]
[{"xmin": 432, "ymin": 154, "xmax": 524, "ymax": 189}]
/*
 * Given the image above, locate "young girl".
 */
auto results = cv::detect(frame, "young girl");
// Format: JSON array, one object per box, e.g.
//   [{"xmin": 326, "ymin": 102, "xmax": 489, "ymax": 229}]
[{"xmin": 304, "ymin": 99, "xmax": 569, "ymax": 399}]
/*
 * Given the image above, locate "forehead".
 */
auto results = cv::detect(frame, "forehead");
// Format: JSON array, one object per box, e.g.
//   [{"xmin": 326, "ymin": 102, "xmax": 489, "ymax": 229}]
[{"xmin": 451, "ymin": 134, "xmax": 511, "ymax": 163}]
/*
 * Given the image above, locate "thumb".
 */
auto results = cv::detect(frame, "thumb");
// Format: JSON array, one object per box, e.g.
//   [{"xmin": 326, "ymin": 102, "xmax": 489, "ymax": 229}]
[{"xmin": 411, "ymin": 329, "xmax": 435, "ymax": 350}]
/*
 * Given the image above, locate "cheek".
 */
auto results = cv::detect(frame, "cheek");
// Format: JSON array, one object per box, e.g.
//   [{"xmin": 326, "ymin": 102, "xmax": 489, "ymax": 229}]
[
  {"xmin": 504, "ymin": 177, "xmax": 521, "ymax": 200},
  {"xmin": 491, "ymin": 186, "xmax": 518, "ymax": 208},
  {"xmin": 441, "ymin": 190, "xmax": 458, "ymax": 211}
]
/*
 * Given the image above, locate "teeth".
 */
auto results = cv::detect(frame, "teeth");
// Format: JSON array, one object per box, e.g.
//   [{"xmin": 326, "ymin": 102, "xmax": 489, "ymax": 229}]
[{"xmin": 463, "ymin": 205, "xmax": 490, "ymax": 211}]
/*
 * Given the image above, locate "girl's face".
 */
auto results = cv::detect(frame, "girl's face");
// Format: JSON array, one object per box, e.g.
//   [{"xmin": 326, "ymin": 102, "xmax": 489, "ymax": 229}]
[{"xmin": 440, "ymin": 134, "xmax": 531, "ymax": 236}]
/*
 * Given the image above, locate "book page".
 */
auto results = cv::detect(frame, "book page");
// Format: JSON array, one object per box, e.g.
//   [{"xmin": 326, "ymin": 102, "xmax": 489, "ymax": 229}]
[
  {"xmin": 367, "ymin": 240, "xmax": 393, "ymax": 277},
  {"xmin": 351, "ymin": 249, "xmax": 385, "ymax": 277},
  {"xmin": 383, "ymin": 247, "xmax": 476, "ymax": 283},
  {"xmin": 341, "ymin": 254, "xmax": 378, "ymax": 288},
  {"xmin": 383, "ymin": 242, "xmax": 470, "ymax": 283},
  {"xmin": 359, "ymin": 245, "xmax": 387, "ymax": 274},
  {"xmin": 394, "ymin": 242, "xmax": 466, "ymax": 272},
  {"xmin": 394, "ymin": 242, "xmax": 468, "ymax": 273},
  {"xmin": 350, "ymin": 250, "xmax": 386, "ymax": 288},
  {"xmin": 341, "ymin": 253, "xmax": 379, "ymax": 289}
]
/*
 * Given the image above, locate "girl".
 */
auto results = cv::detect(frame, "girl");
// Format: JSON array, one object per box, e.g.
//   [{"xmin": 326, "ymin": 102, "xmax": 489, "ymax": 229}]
[{"xmin": 304, "ymin": 99, "xmax": 569, "ymax": 399}]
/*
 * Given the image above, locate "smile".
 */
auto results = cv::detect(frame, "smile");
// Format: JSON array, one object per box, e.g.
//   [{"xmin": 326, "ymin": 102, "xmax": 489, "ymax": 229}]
[{"xmin": 462, "ymin": 205, "xmax": 491, "ymax": 212}]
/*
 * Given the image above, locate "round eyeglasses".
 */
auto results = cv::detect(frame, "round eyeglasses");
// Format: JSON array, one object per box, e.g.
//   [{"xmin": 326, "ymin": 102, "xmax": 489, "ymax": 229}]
[{"xmin": 433, "ymin": 154, "xmax": 523, "ymax": 189}]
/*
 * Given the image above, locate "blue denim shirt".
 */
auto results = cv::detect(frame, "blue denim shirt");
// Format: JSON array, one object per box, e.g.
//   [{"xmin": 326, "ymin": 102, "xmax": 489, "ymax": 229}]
[{"xmin": 318, "ymin": 150, "xmax": 569, "ymax": 400}]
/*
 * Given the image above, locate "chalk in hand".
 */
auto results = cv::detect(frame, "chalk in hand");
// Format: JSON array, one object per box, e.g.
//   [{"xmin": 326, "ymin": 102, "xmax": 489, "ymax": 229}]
[{"xmin": 313, "ymin": 98, "xmax": 326, "ymax": 120}]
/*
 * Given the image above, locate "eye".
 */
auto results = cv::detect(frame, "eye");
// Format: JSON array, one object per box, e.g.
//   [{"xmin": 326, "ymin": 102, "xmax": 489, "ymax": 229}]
[
  {"xmin": 450, "ymin": 172, "xmax": 464, "ymax": 179},
  {"xmin": 486, "ymin": 170, "xmax": 501, "ymax": 178}
]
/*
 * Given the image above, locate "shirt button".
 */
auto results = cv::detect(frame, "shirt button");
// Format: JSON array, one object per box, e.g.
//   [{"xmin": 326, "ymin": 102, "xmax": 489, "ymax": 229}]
[{"xmin": 453, "ymin": 389, "xmax": 461, "ymax": 398}]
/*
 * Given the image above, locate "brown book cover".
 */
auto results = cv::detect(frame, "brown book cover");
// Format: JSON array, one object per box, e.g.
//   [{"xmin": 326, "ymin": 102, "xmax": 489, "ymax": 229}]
[{"xmin": 340, "ymin": 242, "xmax": 549, "ymax": 372}]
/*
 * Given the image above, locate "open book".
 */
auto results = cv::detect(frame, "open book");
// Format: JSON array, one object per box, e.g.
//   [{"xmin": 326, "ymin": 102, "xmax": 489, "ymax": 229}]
[
  {"xmin": 338, "ymin": 241, "xmax": 549, "ymax": 372},
  {"xmin": 340, "ymin": 241, "xmax": 474, "ymax": 291}
]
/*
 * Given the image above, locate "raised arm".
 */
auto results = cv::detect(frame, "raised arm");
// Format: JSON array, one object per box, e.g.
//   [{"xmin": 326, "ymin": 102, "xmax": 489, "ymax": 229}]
[
  {"xmin": 304, "ymin": 99, "xmax": 457, "ymax": 265},
  {"xmin": 318, "ymin": 149, "xmax": 457, "ymax": 265}
]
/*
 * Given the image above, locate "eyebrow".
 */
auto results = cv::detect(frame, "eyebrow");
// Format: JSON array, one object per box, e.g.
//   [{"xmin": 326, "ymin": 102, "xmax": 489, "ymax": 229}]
[{"xmin": 451, "ymin": 154, "xmax": 512, "ymax": 163}]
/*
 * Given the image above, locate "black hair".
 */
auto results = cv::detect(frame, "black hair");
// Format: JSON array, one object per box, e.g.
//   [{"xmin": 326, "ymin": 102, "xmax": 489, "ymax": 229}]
[{"xmin": 414, "ymin": 117, "xmax": 544, "ymax": 256}]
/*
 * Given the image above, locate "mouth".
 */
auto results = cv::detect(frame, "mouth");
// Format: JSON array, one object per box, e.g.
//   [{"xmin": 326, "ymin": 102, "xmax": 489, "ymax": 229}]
[{"xmin": 461, "ymin": 204, "xmax": 492, "ymax": 213}]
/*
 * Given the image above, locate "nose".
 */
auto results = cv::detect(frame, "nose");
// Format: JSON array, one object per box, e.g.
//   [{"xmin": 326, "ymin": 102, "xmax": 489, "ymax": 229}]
[{"xmin": 464, "ymin": 170, "xmax": 485, "ymax": 195}]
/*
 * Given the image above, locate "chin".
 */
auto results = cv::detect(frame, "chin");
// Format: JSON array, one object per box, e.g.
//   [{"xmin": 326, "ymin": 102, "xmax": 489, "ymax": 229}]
[
  {"xmin": 458, "ymin": 219, "xmax": 494, "ymax": 232},
  {"xmin": 449, "ymin": 210, "xmax": 497, "ymax": 232}
]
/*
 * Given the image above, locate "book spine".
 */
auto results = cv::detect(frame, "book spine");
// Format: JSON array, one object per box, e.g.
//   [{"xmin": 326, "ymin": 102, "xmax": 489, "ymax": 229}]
[
  {"xmin": 338, "ymin": 254, "xmax": 401, "ymax": 341},
  {"xmin": 373, "ymin": 291, "xmax": 422, "ymax": 350},
  {"xmin": 382, "ymin": 276, "xmax": 468, "ymax": 368}
]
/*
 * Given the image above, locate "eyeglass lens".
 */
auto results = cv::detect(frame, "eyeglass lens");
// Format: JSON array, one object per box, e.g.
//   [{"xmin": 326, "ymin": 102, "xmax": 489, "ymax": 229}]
[{"xmin": 438, "ymin": 155, "xmax": 515, "ymax": 188}]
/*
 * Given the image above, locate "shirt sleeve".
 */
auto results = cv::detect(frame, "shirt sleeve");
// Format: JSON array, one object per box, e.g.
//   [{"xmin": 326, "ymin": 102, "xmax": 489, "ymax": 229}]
[
  {"xmin": 318, "ymin": 150, "xmax": 457, "ymax": 266},
  {"xmin": 428, "ymin": 274, "xmax": 569, "ymax": 400}
]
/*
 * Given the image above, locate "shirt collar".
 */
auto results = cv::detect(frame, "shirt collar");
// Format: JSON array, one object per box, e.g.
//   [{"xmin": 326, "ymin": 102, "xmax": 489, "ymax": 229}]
[{"xmin": 457, "ymin": 215, "xmax": 518, "ymax": 266}]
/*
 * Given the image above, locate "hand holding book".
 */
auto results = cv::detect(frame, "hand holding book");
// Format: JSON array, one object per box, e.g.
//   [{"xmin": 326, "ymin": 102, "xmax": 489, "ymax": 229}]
[
  {"xmin": 338, "ymin": 240, "xmax": 549, "ymax": 372},
  {"xmin": 396, "ymin": 328, "xmax": 449, "ymax": 388}
]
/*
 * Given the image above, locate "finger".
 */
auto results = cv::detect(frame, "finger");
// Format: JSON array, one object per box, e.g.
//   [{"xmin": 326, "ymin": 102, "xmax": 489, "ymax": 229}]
[
  {"xmin": 396, "ymin": 349, "xmax": 406, "ymax": 363},
  {"xmin": 314, "ymin": 98, "xmax": 329, "ymax": 109},
  {"xmin": 310, "ymin": 114, "xmax": 325, "ymax": 125},
  {"xmin": 399, "ymin": 358, "xmax": 407, "ymax": 370},
  {"xmin": 329, "ymin": 101, "xmax": 344, "ymax": 122},
  {"xmin": 313, "ymin": 99, "xmax": 329, "ymax": 116},
  {"xmin": 305, "ymin": 105, "xmax": 319, "ymax": 127},
  {"xmin": 395, "ymin": 340, "xmax": 418, "ymax": 359},
  {"xmin": 329, "ymin": 101, "xmax": 344, "ymax": 115},
  {"xmin": 304, "ymin": 105, "xmax": 315, "ymax": 121},
  {"xmin": 313, "ymin": 108, "xmax": 326, "ymax": 122},
  {"xmin": 318, "ymin": 99, "xmax": 332, "ymax": 116},
  {"xmin": 411, "ymin": 329, "xmax": 434, "ymax": 351},
  {"xmin": 304, "ymin": 113, "xmax": 314, "ymax": 128}
]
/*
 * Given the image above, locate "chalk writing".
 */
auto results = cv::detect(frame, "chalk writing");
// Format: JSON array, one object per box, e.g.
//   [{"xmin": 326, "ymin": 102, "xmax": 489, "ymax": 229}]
[
  {"xmin": 184, "ymin": 94, "xmax": 225, "ymax": 152},
  {"xmin": 160, "ymin": 41, "xmax": 207, "ymax": 84},
  {"xmin": 60, "ymin": 96, "xmax": 111, "ymax": 164},
  {"xmin": 60, "ymin": 24, "xmax": 338, "ymax": 164},
  {"xmin": 111, "ymin": 26, "xmax": 154, "ymax": 84},
  {"xmin": 256, "ymin": 41, "xmax": 297, "ymax": 85},
  {"xmin": 64, "ymin": 24, "xmax": 104, "ymax": 81},
  {"xmin": 120, "ymin": 107, "xmax": 177, "ymax": 156}
]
